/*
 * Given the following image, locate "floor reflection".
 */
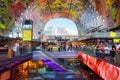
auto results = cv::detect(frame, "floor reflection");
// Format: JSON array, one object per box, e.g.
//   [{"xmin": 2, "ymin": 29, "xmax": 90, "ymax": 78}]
[{"xmin": 21, "ymin": 62, "xmax": 103, "ymax": 80}]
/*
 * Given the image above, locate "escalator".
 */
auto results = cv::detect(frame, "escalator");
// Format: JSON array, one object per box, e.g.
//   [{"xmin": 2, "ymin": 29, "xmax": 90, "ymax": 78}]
[
  {"xmin": 32, "ymin": 52, "xmax": 85, "ymax": 80},
  {"xmin": 33, "ymin": 51, "xmax": 67, "ymax": 72},
  {"xmin": 31, "ymin": 51, "xmax": 103, "ymax": 80}
]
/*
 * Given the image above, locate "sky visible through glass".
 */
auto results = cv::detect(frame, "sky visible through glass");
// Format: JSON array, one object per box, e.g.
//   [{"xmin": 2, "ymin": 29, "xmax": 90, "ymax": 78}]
[{"xmin": 44, "ymin": 18, "xmax": 78, "ymax": 36}]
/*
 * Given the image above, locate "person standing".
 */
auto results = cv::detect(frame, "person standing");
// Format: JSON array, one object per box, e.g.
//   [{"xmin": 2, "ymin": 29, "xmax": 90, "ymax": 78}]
[
  {"xmin": 103, "ymin": 44, "xmax": 111, "ymax": 61},
  {"xmin": 110, "ymin": 44, "xmax": 116, "ymax": 63},
  {"xmin": 12, "ymin": 43, "xmax": 17, "ymax": 57},
  {"xmin": 115, "ymin": 42, "xmax": 120, "ymax": 66}
]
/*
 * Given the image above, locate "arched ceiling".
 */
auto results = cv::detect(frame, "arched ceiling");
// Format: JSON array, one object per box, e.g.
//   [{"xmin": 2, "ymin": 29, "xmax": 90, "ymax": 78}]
[
  {"xmin": 0, "ymin": 0, "xmax": 120, "ymax": 36},
  {"xmin": 35, "ymin": 0, "xmax": 83, "ymax": 22}
]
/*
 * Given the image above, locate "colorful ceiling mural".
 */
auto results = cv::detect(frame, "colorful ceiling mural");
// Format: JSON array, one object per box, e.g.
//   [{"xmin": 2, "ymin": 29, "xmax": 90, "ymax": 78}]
[
  {"xmin": 34, "ymin": 0, "xmax": 84, "ymax": 23},
  {"xmin": 92, "ymin": 0, "xmax": 120, "ymax": 29},
  {"xmin": 0, "ymin": 0, "xmax": 120, "ymax": 36}
]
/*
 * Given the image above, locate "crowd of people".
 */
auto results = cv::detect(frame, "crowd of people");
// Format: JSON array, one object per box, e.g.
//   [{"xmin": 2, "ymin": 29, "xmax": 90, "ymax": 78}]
[
  {"xmin": 2, "ymin": 40, "xmax": 120, "ymax": 66},
  {"xmin": 46, "ymin": 42, "xmax": 76, "ymax": 52},
  {"xmin": 95, "ymin": 42, "xmax": 120, "ymax": 65}
]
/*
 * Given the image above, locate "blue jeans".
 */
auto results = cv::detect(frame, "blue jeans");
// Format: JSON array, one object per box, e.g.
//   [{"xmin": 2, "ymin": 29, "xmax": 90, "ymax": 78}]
[{"xmin": 96, "ymin": 51, "xmax": 101, "ymax": 58}]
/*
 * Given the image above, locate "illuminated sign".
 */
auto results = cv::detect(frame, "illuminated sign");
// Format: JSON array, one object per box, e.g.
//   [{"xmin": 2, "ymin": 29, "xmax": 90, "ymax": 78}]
[
  {"xmin": 23, "ymin": 30, "xmax": 32, "ymax": 41},
  {"xmin": 113, "ymin": 39, "xmax": 119, "ymax": 43},
  {"xmin": 110, "ymin": 32, "xmax": 116, "ymax": 38},
  {"xmin": 23, "ymin": 25, "xmax": 32, "ymax": 29}
]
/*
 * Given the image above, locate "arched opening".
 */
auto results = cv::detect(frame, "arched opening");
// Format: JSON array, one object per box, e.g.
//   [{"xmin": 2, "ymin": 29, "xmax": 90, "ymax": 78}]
[{"xmin": 44, "ymin": 18, "xmax": 78, "ymax": 37}]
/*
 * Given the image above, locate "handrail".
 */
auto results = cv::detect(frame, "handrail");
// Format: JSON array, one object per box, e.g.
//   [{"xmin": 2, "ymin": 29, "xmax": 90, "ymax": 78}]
[
  {"xmin": 0, "ymin": 52, "xmax": 33, "ymax": 73},
  {"xmin": 81, "ymin": 47, "xmax": 96, "ymax": 56},
  {"xmin": 79, "ymin": 47, "xmax": 120, "ymax": 67},
  {"xmin": 42, "ymin": 51, "xmax": 64, "ymax": 66}
]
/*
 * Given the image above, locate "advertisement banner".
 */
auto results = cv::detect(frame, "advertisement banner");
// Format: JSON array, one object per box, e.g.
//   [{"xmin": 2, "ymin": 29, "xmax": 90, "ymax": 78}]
[{"xmin": 23, "ymin": 30, "xmax": 32, "ymax": 41}]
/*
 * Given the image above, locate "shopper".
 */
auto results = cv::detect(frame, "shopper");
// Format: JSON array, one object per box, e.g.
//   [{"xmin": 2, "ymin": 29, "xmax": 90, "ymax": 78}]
[
  {"xmin": 110, "ymin": 44, "xmax": 116, "ymax": 63},
  {"xmin": 103, "ymin": 44, "xmax": 111, "ymax": 61}
]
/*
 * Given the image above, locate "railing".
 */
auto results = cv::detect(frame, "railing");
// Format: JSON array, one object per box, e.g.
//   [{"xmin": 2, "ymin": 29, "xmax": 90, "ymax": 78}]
[
  {"xmin": 42, "ymin": 51, "xmax": 65, "ymax": 67},
  {"xmin": 42, "ymin": 50, "xmax": 79, "ymax": 70},
  {"xmin": 0, "ymin": 46, "xmax": 36, "ymax": 62},
  {"xmin": 33, "ymin": 51, "xmax": 67, "ymax": 72},
  {"xmin": 39, "ymin": 72, "xmax": 85, "ymax": 80},
  {"xmin": 91, "ymin": 32, "xmax": 120, "ymax": 38},
  {"xmin": 0, "ymin": 52, "xmax": 33, "ymax": 73},
  {"xmin": 81, "ymin": 47, "xmax": 96, "ymax": 56},
  {"xmin": 80, "ymin": 47, "xmax": 120, "ymax": 67}
]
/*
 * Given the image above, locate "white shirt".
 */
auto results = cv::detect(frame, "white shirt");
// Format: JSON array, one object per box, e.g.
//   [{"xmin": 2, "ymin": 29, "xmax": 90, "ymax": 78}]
[
  {"xmin": 104, "ymin": 47, "xmax": 110, "ymax": 54},
  {"xmin": 13, "ymin": 46, "xmax": 17, "ymax": 52},
  {"xmin": 116, "ymin": 44, "xmax": 120, "ymax": 49}
]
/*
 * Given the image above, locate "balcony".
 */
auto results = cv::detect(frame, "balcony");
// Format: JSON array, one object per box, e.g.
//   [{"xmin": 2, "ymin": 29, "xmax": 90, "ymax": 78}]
[{"xmin": 0, "ymin": 53, "xmax": 32, "ymax": 73}]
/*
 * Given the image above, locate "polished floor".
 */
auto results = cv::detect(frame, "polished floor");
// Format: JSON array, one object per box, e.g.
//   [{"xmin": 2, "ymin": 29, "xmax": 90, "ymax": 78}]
[{"xmin": 20, "ymin": 62, "xmax": 103, "ymax": 80}]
